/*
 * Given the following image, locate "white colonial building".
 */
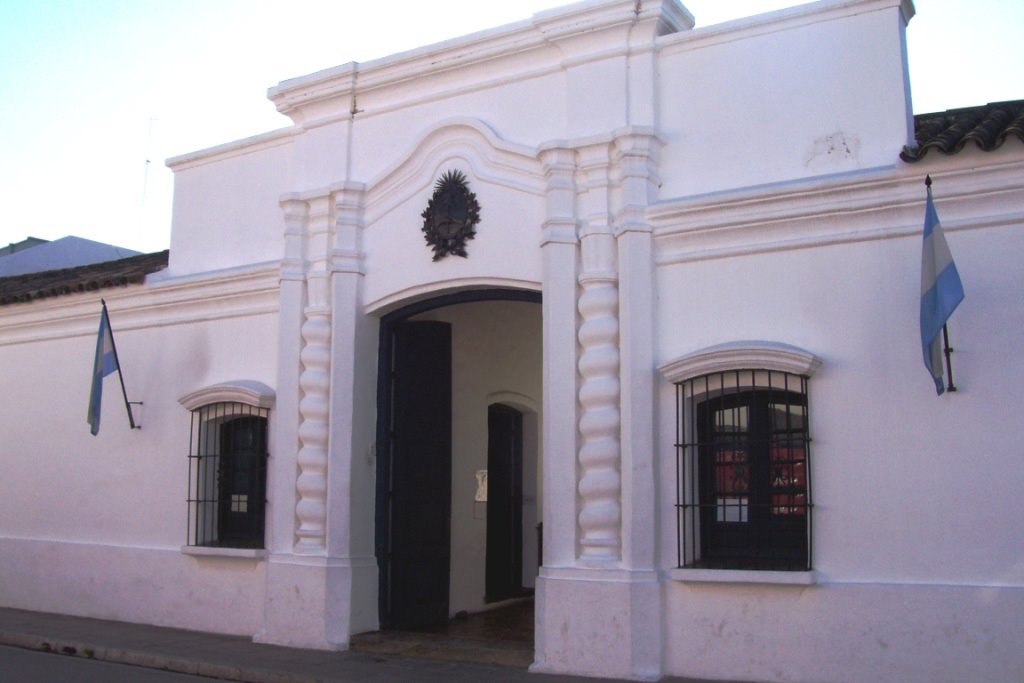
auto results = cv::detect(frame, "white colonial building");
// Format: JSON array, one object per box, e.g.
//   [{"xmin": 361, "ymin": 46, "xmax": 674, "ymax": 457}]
[{"xmin": 1, "ymin": 1, "xmax": 1022, "ymax": 681}]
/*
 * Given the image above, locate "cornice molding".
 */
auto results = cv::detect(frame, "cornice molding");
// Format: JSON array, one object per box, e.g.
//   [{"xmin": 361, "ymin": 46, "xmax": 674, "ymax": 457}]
[
  {"xmin": 533, "ymin": 0, "xmax": 691, "ymax": 47},
  {"xmin": 269, "ymin": 1, "xmax": 686, "ymax": 127},
  {"xmin": 362, "ymin": 118, "xmax": 546, "ymax": 225},
  {"xmin": 659, "ymin": 341, "xmax": 822, "ymax": 384},
  {"xmin": 166, "ymin": 127, "xmax": 296, "ymax": 171},
  {"xmin": 651, "ymin": 158, "xmax": 1024, "ymax": 265},
  {"xmin": 0, "ymin": 262, "xmax": 281, "ymax": 347},
  {"xmin": 282, "ymin": 119, "xmax": 548, "ymax": 217},
  {"xmin": 179, "ymin": 380, "xmax": 276, "ymax": 411},
  {"xmin": 658, "ymin": 0, "xmax": 911, "ymax": 57}
]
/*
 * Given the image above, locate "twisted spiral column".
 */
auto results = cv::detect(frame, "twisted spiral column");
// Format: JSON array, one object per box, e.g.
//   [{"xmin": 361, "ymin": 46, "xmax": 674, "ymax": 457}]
[
  {"xmin": 294, "ymin": 294, "xmax": 330, "ymax": 553},
  {"xmin": 577, "ymin": 234, "xmax": 622, "ymax": 561}
]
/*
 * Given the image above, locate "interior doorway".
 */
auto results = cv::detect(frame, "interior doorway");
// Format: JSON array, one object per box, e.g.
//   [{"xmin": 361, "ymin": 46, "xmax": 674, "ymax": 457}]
[
  {"xmin": 486, "ymin": 403, "xmax": 524, "ymax": 603},
  {"xmin": 374, "ymin": 289, "xmax": 542, "ymax": 634}
]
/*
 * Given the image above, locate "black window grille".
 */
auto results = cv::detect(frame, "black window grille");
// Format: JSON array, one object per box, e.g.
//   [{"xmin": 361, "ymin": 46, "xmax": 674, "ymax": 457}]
[
  {"xmin": 675, "ymin": 370, "xmax": 812, "ymax": 570},
  {"xmin": 186, "ymin": 402, "xmax": 269, "ymax": 549}
]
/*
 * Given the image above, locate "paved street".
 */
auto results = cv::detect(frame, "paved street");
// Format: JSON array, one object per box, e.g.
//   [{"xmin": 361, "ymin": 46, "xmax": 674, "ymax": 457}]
[
  {"xmin": 0, "ymin": 607, "xmax": 744, "ymax": 683},
  {"xmin": 0, "ymin": 645, "xmax": 220, "ymax": 682}
]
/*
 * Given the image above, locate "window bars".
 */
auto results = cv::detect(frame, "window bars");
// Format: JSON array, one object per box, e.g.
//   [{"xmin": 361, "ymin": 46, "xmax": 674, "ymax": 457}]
[
  {"xmin": 675, "ymin": 370, "xmax": 812, "ymax": 570},
  {"xmin": 186, "ymin": 402, "xmax": 269, "ymax": 548}
]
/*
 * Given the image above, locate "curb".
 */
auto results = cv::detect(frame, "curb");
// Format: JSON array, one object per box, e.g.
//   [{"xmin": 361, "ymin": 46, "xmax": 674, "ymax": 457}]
[{"xmin": 0, "ymin": 631, "xmax": 317, "ymax": 683}]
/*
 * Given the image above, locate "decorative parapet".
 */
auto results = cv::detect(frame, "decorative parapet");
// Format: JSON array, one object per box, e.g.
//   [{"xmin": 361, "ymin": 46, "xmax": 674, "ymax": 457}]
[{"xmin": 268, "ymin": 2, "xmax": 690, "ymax": 128}]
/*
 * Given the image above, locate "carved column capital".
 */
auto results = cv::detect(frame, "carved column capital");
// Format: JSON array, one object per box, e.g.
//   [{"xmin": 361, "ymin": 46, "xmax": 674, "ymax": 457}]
[
  {"xmin": 330, "ymin": 183, "xmax": 366, "ymax": 275},
  {"xmin": 540, "ymin": 146, "xmax": 579, "ymax": 247},
  {"xmin": 611, "ymin": 129, "xmax": 663, "ymax": 237},
  {"xmin": 279, "ymin": 197, "xmax": 308, "ymax": 282}
]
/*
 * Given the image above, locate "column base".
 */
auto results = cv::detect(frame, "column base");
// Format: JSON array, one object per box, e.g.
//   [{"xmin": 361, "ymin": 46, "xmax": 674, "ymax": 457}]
[
  {"xmin": 254, "ymin": 554, "xmax": 378, "ymax": 650},
  {"xmin": 532, "ymin": 566, "xmax": 662, "ymax": 681}
]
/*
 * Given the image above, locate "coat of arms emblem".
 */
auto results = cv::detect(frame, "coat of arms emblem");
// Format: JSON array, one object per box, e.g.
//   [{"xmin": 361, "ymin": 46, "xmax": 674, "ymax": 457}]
[{"xmin": 421, "ymin": 170, "xmax": 481, "ymax": 261}]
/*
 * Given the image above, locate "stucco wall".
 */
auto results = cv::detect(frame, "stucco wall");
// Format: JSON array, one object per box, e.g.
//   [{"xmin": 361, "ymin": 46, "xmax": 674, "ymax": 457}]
[
  {"xmin": 663, "ymin": 582, "xmax": 1024, "ymax": 683},
  {"xmin": 167, "ymin": 133, "xmax": 294, "ymax": 277},
  {"xmin": 657, "ymin": 1, "xmax": 913, "ymax": 199},
  {"xmin": 0, "ymin": 277, "xmax": 279, "ymax": 635},
  {"xmin": 653, "ymin": 152, "xmax": 1024, "ymax": 682}
]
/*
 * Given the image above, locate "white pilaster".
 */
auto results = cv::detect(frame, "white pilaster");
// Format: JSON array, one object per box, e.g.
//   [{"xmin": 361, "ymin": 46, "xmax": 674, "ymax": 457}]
[
  {"xmin": 613, "ymin": 130, "xmax": 661, "ymax": 571},
  {"xmin": 269, "ymin": 198, "xmax": 307, "ymax": 556},
  {"xmin": 538, "ymin": 146, "xmax": 581, "ymax": 570},
  {"xmin": 259, "ymin": 196, "xmax": 346, "ymax": 650},
  {"xmin": 325, "ymin": 182, "xmax": 379, "ymax": 637},
  {"xmin": 534, "ymin": 131, "xmax": 663, "ymax": 681}
]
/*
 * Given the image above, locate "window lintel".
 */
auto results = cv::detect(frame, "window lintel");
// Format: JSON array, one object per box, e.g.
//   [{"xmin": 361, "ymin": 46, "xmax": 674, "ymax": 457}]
[
  {"xmin": 178, "ymin": 380, "xmax": 276, "ymax": 411},
  {"xmin": 659, "ymin": 341, "xmax": 821, "ymax": 385}
]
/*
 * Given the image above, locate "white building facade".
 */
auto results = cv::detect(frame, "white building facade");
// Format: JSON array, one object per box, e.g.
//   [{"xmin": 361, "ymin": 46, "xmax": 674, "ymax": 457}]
[{"xmin": 2, "ymin": 1, "xmax": 1023, "ymax": 682}]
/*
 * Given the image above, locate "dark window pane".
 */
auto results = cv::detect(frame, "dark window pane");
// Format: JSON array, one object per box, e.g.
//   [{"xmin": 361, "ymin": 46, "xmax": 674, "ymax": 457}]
[
  {"xmin": 677, "ymin": 372, "xmax": 811, "ymax": 570},
  {"xmin": 186, "ymin": 403, "xmax": 268, "ymax": 549}
]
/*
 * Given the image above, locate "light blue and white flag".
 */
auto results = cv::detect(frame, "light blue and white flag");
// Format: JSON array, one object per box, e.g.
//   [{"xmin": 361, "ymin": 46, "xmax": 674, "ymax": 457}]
[
  {"xmin": 920, "ymin": 180, "xmax": 965, "ymax": 395},
  {"xmin": 87, "ymin": 302, "xmax": 119, "ymax": 435}
]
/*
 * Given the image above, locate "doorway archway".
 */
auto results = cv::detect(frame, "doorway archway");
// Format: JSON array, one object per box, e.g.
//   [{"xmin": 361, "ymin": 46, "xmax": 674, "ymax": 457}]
[{"xmin": 374, "ymin": 288, "xmax": 542, "ymax": 631}]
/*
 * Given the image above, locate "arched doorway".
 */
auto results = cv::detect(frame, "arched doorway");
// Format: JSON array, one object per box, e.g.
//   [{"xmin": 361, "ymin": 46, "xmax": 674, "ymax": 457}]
[{"xmin": 374, "ymin": 289, "xmax": 542, "ymax": 632}]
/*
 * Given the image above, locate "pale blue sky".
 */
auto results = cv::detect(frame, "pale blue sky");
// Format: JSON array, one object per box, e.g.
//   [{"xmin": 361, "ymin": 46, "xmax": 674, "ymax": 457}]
[{"xmin": 0, "ymin": 0, "xmax": 1020, "ymax": 254}]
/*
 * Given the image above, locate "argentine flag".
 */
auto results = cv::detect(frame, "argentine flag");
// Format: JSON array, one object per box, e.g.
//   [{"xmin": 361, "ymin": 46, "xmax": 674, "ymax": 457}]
[
  {"xmin": 87, "ymin": 302, "xmax": 119, "ymax": 435},
  {"xmin": 920, "ymin": 181, "xmax": 965, "ymax": 395}
]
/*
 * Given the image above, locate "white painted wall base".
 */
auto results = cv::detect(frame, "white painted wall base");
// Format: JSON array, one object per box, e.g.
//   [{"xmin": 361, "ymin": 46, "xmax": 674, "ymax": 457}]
[
  {"xmin": 0, "ymin": 537, "xmax": 265, "ymax": 636},
  {"xmin": 532, "ymin": 568, "xmax": 661, "ymax": 681},
  {"xmin": 665, "ymin": 580, "xmax": 1024, "ymax": 683},
  {"xmin": 254, "ymin": 554, "xmax": 378, "ymax": 649}
]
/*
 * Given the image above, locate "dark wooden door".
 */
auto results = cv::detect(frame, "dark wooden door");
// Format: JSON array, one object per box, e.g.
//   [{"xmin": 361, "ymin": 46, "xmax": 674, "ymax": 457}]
[
  {"xmin": 382, "ymin": 321, "xmax": 452, "ymax": 630},
  {"xmin": 486, "ymin": 403, "xmax": 523, "ymax": 603}
]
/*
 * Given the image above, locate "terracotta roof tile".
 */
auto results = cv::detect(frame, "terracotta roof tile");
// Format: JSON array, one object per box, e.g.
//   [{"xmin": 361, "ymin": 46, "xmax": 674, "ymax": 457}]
[
  {"xmin": 0, "ymin": 250, "xmax": 169, "ymax": 306},
  {"xmin": 901, "ymin": 99, "xmax": 1024, "ymax": 163}
]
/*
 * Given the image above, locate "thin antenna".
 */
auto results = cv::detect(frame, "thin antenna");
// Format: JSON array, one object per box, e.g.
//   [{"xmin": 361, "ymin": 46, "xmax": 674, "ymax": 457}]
[{"xmin": 139, "ymin": 117, "xmax": 157, "ymax": 234}]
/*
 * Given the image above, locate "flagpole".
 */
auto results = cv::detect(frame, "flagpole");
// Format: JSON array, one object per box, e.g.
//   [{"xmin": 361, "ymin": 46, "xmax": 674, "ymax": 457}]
[
  {"xmin": 941, "ymin": 323, "xmax": 956, "ymax": 393},
  {"xmin": 102, "ymin": 299, "xmax": 140, "ymax": 429},
  {"xmin": 927, "ymin": 176, "xmax": 957, "ymax": 393},
  {"xmin": 920, "ymin": 174, "xmax": 964, "ymax": 396}
]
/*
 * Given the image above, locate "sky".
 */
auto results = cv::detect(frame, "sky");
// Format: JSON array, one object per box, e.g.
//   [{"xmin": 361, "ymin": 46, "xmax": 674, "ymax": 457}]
[{"xmin": 0, "ymin": 0, "xmax": 1021, "ymax": 255}]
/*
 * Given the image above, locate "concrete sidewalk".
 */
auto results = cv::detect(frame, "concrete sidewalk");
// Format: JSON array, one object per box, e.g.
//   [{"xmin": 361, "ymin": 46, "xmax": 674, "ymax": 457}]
[{"xmin": 0, "ymin": 607, "xmax": 731, "ymax": 683}]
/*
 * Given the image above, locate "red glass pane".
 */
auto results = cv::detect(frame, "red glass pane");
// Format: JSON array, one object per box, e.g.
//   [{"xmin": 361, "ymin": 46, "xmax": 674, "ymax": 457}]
[{"xmin": 715, "ymin": 449, "xmax": 748, "ymax": 494}]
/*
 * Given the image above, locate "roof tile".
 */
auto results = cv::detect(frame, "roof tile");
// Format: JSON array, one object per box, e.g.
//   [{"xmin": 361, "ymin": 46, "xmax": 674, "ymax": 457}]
[
  {"xmin": 901, "ymin": 99, "xmax": 1024, "ymax": 162},
  {"xmin": 0, "ymin": 250, "xmax": 169, "ymax": 306}
]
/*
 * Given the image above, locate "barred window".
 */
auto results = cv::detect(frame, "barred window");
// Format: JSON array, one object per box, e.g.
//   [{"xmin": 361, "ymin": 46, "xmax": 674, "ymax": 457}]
[
  {"xmin": 186, "ymin": 402, "xmax": 269, "ymax": 548},
  {"xmin": 675, "ymin": 369, "xmax": 812, "ymax": 571}
]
